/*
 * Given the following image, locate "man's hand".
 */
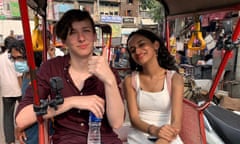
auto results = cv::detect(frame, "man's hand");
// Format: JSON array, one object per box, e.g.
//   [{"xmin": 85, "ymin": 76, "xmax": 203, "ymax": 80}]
[
  {"xmin": 70, "ymin": 95, "xmax": 105, "ymax": 118},
  {"xmin": 88, "ymin": 46, "xmax": 114, "ymax": 84}
]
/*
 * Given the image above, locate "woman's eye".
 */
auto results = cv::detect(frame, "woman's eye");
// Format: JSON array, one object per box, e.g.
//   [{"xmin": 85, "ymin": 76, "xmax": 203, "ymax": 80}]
[{"xmin": 129, "ymin": 48, "xmax": 136, "ymax": 53}]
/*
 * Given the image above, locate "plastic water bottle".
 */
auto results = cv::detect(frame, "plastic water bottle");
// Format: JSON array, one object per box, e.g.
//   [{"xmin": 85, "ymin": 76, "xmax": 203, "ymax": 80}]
[{"xmin": 87, "ymin": 112, "xmax": 102, "ymax": 144}]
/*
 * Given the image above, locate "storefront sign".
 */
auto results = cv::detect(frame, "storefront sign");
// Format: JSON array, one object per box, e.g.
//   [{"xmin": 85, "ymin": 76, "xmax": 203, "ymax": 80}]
[
  {"xmin": 123, "ymin": 18, "xmax": 134, "ymax": 24},
  {"xmin": 101, "ymin": 15, "xmax": 122, "ymax": 23}
]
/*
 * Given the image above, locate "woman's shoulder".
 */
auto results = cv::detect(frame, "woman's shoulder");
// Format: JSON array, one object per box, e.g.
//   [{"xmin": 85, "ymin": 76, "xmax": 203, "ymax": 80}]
[
  {"xmin": 171, "ymin": 71, "xmax": 184, "ymax": 84},
  {"xmin": 123, "ymin": 71, "xmax": 137, "ymax": 85}
]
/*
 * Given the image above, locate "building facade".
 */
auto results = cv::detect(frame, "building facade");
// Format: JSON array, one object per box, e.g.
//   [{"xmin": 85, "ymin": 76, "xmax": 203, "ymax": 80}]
[{"xmin": 0, "ymin": 0, "xmax": 158, "ymax": 46}]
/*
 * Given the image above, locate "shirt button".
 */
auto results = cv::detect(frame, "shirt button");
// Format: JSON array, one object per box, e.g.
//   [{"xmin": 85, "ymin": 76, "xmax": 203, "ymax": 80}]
[
  {"xmin": 80, "ymin": 92, "xmax": 83, "ymax": 95},
  {"xmin": 78, "ymin": 110, "xmax": 81, "ymax": 113},
  {"xmin": 80, "ymin": 123, "xmax": 84, "ymax": 127},
  {"xmin": 67, "ymin": 79, "xmax": 70, "ymax": 82}
]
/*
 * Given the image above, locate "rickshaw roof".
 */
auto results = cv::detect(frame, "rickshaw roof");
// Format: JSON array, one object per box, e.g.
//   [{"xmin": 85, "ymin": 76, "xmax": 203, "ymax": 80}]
[
  {"xmin": 27, "ymin": 0, "xmax": 240, "ymax": 18},
  {"xmin": 158, "ymin": 0, "xmax": 240, "ymax": 19}
]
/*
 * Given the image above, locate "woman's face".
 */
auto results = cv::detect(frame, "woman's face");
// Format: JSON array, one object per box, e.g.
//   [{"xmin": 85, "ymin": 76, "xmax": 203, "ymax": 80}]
[
  {"xmin": 127, "ymin": 34, "xmax": 159, "ymax": 66},
  {"xmin": 63, "ymin": 19, "xmax": 96, "ymax": 58}
]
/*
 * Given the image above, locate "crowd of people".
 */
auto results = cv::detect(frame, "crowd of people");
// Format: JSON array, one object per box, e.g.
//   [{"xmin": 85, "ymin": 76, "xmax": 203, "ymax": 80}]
[{"xmin": 0, "ymin": 9, "xmax": 184, "ymax": 144}]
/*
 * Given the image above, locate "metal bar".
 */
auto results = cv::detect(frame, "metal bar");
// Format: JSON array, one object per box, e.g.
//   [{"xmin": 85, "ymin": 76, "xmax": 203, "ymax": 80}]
[
  {"xmin": 198, "ymin": 50, "xmax": 233, "ymax": 111},
  {"xmin": 232, "ymin": 18, "xmax": 240, "ymax": 42},
  {"xmin": 18, "ymin": 1, "xmax": 45, "ymax": 144},
  {"xmin": 165, "ymin": 20, "xmax": 170, "ymax": 51},
  {"xmin": 208, "ymin": 50, "xmax": 233, "ymax": 101}
]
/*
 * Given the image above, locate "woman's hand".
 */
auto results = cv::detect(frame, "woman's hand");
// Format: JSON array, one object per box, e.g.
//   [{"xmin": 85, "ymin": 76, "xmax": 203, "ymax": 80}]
[
  {"xmin": 157, "ymin": 124, "xmax": 179, "ymax": 142},
  {"xmin": 15, "ymin": 127, "xmax": 27, "ymax": 144},
  {"xmin": 155, "ymin": 138, "xmax": 169, "ymax": 144}
]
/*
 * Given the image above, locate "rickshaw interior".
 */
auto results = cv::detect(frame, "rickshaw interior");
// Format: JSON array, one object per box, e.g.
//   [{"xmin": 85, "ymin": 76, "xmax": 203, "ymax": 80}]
[{"xmin": 19, "ymin": 0, "xmax": 240, "ymax": 144}]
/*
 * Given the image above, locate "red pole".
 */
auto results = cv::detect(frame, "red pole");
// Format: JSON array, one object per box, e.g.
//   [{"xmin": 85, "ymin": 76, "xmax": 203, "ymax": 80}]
[
  {"xmin": 18, "ymin": 1, "xmax": 45, "ymax": 144},
  {"xmin": 232, "ymin": 18, "xmax": 240, "ymax": 42},
  {"xmin": 42, "ymin": 17, "xmax": 48, "ymax": 62},
  {"xmin": 208, "ymin": 50, "xmax": 233, "ymax": 101},
  {"xmin": 165, "ymin": 20, "xmax": 170, "ymax": 51}
]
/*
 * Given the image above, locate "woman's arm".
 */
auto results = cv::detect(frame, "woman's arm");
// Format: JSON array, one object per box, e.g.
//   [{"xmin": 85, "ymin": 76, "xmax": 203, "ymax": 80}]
[
  {"xmin": 152, "ymin": 72, "xmax": 184, "ymax": 143},
  {"xmin": 171, "ymin": 73, "xmax": 184, "ymax": 131}
]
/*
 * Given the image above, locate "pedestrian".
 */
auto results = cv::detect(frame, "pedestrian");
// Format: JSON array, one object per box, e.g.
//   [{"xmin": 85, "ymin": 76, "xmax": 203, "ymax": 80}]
[
  {"xmin": 123, "ymin": 29, "xmax": 184, "ymax": 144},
  {"xmin": 10, "ymin": 40, "xmax": 44, "ymax": 144},
  {"xmin": 46, "ymin": 31, "xmax": 65, "ymax": 60},
  {"xmin": 15, "ymin": 9, "xmax": 124, "ymax": 144},
  {"xmin": 0, "ymin": 37, "xmax": 22, "ymax": 144}
]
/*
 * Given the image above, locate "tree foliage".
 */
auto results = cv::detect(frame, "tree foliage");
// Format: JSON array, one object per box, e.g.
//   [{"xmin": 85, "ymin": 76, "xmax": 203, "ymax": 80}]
[{"xmin": 139, "ymin": 0, "xmax": 164, "ymax": 22}]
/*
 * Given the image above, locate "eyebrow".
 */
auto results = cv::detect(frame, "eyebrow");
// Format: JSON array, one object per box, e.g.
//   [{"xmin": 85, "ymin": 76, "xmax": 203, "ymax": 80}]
[{"xmin": 129, "ymin": 39, "xmax": 144, "ymax": 47}]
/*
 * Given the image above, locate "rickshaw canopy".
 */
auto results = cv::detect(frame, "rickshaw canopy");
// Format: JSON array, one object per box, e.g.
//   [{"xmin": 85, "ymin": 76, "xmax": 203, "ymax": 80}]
[
  {"xmin": 158, "ymin": 0, "xmax": 240, "ymax": 18},
  {"xmin": 27, "ymin": 0, "xmax": 240, "ymax": 18}
]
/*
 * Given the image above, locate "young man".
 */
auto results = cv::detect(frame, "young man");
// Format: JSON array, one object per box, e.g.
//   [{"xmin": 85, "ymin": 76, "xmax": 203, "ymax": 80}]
[{"xmin": 15, "ymin": 9, "xmax": 124, "ymax": 144}]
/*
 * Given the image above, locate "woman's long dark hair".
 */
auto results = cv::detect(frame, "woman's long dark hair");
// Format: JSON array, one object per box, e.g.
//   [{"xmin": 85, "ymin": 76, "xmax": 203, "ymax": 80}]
[{"xmin": 127, "ymin": 29, "xmax": 179, "ymax": 72}]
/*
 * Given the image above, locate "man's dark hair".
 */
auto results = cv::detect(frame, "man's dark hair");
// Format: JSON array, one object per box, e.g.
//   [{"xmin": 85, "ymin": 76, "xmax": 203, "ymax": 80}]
[
  {"xmin": 3, "ymin": 36, "xmax": 17, "ymax": 52},
  {"xmin": 55, "ymin": 9, "xmax": 96, "ymax": 41},
  {"xmin": 8, "ymin": 40, "xmax": 27, "ymax": 59},
  {"xmin": 9, "ymin": 40, "xmax": 42, "ymax": 67}
]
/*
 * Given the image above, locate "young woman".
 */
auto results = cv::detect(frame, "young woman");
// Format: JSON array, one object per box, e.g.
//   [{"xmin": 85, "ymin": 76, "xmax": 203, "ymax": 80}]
[
  {"xmin": 123, "ymin": 29, "xmax": 184, "ymax": 144},
  {"xmin": 15, "ymin": 9, "xmax": 124, "ymax": 144}
]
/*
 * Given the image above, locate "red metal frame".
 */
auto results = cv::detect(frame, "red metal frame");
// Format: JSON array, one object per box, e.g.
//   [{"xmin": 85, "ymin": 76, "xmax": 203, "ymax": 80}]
[
  {"xmin": 232, "ymin": 18, "xmax": 240, "ymax": 42},
  {"xmin": 18, "ymin": 1, "xmax": 46, "ymax": 144},
  {"xmin": 95, "ymin": 24, "xmax": 112, "ymax": 62},
  {"xmin": 165, "ymin": 5, "xmax": 240, "ymax": 144},
  {"xmin": 18, "ymin": 0, "xmax": 240, "ymax": 143}
]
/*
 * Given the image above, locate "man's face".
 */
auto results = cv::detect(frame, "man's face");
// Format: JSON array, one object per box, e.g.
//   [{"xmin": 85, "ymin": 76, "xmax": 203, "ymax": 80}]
[
  {"xmin": 63, "ymin": 19, "xmax": 96, "ymax": 58},
  {"xmin": 10, "ymin": 48, "xmax": 25, "ymax": 62}
]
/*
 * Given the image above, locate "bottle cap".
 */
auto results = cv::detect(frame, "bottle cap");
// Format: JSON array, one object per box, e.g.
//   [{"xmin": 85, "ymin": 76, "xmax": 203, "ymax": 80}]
[{"xmin": 89, "ymin": 112, "xmax": 102, "ymax": 122}]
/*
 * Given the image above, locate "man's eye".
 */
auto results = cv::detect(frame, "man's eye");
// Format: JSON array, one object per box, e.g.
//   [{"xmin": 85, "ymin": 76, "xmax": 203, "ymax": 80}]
[
  {"xmin": 83, "ymin": 29, "xmax": 91, "ymax": 33},
  {"xmin": 139, "ymin": 43, "xmax": 145, "ymax": 47},
  {"xmin": 69, "ymin": 30, "xmax": 77, "ymax": 35}
]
